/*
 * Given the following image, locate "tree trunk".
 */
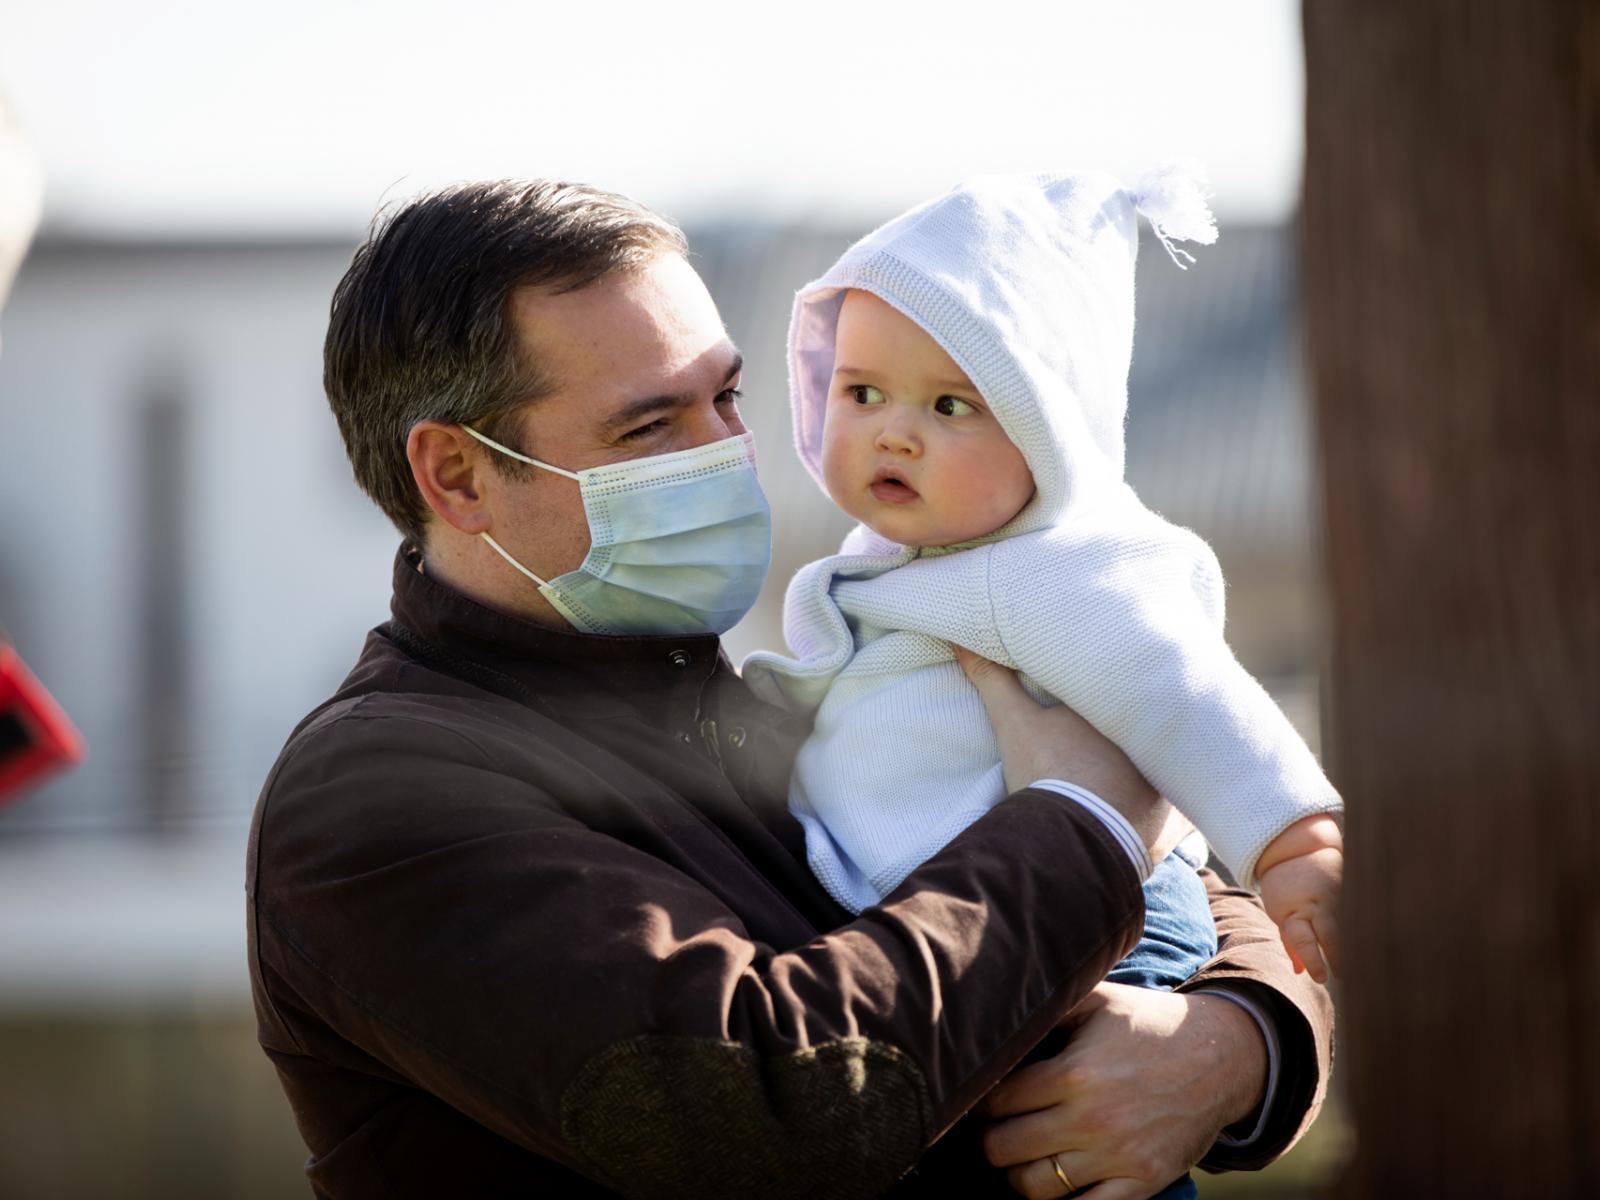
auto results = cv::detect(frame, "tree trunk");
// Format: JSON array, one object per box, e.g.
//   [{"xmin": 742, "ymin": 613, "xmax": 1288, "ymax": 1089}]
[{"xmin": 1303, "ymin": 2, "xmax": 1600, "ymax": 1195}]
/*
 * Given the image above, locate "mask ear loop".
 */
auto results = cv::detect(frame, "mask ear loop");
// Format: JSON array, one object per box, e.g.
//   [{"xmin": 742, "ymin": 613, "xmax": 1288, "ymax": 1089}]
[
  {"xmin": 479, "ymin": 533, "xmax": 550, "ymax": 587},
  {"xmin": 459, "ymin": 424, "xmax": 582, "ymax": 588},
  {"xmin": 459, "ymin": 424, "xmax": 581, "ymax": 478}
]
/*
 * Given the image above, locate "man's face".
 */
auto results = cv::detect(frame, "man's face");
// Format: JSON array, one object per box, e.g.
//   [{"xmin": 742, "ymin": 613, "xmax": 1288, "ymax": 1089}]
[
  {"xmin": 483, "ymin": 253, "xmax": 747, "ymax": 590},
  {"xmin": 820, "ymin": 289, "xmax": 1034, "ymax": 547}
]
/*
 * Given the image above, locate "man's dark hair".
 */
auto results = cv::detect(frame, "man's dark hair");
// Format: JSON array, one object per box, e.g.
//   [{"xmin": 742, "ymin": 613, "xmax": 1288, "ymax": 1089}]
[{"xmin": 324, "ymin": 180, "xmax": 688, "ymax": 543}]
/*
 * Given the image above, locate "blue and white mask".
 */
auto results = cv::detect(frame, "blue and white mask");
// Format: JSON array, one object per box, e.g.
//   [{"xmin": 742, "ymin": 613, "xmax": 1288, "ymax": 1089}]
[{"xmin": 462, "ymin": 426, "xmax": 772, "ymax": 637}]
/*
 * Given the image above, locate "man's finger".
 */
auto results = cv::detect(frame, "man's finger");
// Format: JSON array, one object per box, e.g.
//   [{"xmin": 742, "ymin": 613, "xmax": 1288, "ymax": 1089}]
[
  {"xmin": 951, "ymin": 644, "xmax": 982, "ymax": 673},
  {"xmin": 1077, "ymin": 1179, "xmax": 1169, "ymax": 1200},
  {"xmin": 983, "ymin": 1103, "xmax": 1082, "ymax": 1168},
  {"xmin": 1005, "ymin": 1158, "xmax": 1074, "ymax": 1199},
  {"xmin": 953, "ymin": 645, "xmax": 1018, "ymax": 691},
  {"xmin": 982, "ymin": 1050, "xmax": 1082, "ymax": 1117},
  {"xmin": 950, "ymin": 646, "xmax": 1044, "ymax": 745},
  {"xmin": 1005, "ymin": 1158, "xmax": 1164, "ymax": 1200}
]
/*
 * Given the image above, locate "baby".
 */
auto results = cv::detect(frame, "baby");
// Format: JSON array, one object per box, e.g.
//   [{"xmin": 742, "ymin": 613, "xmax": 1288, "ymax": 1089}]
[{"xmin": 742, "ymin": 168, "xmax": 1344, "ymax": 990}]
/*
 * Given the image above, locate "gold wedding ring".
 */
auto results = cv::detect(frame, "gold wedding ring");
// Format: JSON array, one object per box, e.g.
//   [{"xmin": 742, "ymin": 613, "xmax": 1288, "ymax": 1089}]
[{"xmin": 1050, "ymin": 1154, "xmax": 1075, "ymax": 1193}]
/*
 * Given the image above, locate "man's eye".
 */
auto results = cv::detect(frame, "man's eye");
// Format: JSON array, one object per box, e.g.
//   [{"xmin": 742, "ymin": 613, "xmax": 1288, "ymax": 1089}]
[
  {"xmin": 934, "ymin": 395, "xmax": 978, "ymax": 417},
  {"xmin": 619, "ymin": 418, "xmax": 669, "ymax": 442},
  {"xmin": 717, "ymin": 388, "xmax": 743, "ymax": 406},
  {"xmin": 850, "ymin": 385, "xmax": 886, "ymax": 405}
]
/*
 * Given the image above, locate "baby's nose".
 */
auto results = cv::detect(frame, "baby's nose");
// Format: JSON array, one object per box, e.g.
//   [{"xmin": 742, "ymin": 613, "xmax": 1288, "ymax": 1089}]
[{"xmin": 874, "ymin": 416, "xmax": 921, "ymax": 455}]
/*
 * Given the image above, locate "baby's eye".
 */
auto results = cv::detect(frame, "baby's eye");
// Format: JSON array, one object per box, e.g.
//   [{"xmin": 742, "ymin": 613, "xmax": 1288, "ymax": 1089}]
[
  {"xmin": 850, "ymin": 384, "xmax": 886, "ymax": 405},
  {"xmin": 934, "ymin": 395, "xmax": 978, "ymax": 417}
]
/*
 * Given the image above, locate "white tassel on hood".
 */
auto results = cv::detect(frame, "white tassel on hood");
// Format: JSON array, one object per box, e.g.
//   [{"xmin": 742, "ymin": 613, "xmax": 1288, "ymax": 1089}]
[{"xmin": 1133, "ymin": 164, "xmax": 1219, "ymax": 269}]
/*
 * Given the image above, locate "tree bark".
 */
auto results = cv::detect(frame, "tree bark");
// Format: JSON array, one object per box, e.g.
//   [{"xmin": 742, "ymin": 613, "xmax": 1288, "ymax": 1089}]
[{"xmin": 1303, "ymin": 2, "xmax": 1600, "ymax": 1194}]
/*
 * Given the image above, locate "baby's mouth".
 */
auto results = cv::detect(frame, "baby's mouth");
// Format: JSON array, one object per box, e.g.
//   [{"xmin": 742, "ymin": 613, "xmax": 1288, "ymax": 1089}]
[{"xmin": 869, "ymin": 468, "xmax": 919, "ymax": 504}]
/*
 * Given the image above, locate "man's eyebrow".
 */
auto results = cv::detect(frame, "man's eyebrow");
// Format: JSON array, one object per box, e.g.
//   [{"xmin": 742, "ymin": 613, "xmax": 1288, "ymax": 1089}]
[
  {"xmin": 601, "ymin": 350, "xmax": 745, "ymax": 433},
  {"xmin": 834, "ymin": 365, "xmax": 978, "ymax": 393},
  {"xmin": 601, "ymin": 393, "xmax": 691, "ymax": 433}
]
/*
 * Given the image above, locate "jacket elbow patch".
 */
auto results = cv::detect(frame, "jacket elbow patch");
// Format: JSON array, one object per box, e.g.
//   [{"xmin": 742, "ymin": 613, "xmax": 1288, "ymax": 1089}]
[{"xmin": 560, "ymin": 1035, "xmax": 932, "ymax": 1198}]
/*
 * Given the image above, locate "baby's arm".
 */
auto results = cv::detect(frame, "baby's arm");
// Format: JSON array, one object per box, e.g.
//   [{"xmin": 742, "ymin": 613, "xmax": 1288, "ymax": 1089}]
[
  {"xmin": 1254, "ymin": 814, "xmax": 1343, "ymax": 983},
  {"xmin": 988, "ymin": 518, "xmax": 1344, "ymax": 970}
]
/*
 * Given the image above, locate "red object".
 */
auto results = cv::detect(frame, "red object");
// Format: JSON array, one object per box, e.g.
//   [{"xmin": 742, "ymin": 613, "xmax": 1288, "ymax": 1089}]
[{"xmin": 0, "ymin": 641, "xmax": 85, "ymax": 804}]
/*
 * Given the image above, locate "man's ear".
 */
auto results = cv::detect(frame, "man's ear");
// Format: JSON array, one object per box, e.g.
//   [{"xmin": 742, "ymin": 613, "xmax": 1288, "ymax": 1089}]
[{"xmin": 407, "ymin": 422, "xmax": 493, "ymax": 535}]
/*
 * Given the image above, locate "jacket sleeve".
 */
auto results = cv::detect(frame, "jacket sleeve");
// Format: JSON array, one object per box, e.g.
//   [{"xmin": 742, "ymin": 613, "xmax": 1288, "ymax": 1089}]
[
  {"xmin": 988, "ymin": 521, "xmax": 1343, "ymax": 885},
  {"xmin": 248, "ymin": 711, "xmax": 1146, "ymax": 1200},
  {"xmin": 1187, "ymin": 868, "xmax": 1335, "ymax": 1171}
]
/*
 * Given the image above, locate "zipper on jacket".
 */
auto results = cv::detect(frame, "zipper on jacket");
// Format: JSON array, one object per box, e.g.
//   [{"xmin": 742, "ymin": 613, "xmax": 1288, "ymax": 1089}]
[{"xmin": 698, "ymin": 717, "xmax": 724, "ymax": 771}]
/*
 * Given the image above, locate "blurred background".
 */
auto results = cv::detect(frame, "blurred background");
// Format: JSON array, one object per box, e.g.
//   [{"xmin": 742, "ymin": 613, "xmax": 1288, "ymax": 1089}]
[{"xmin": 0, "ymin": 2, "xmax": 1345, "ymax": 1195}]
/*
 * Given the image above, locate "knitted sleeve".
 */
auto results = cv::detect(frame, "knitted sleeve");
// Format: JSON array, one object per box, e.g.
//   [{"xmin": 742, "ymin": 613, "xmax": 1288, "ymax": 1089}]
[{"xmin": 986, "ymin": 515, "xmax": 1342, "ymax": 886}]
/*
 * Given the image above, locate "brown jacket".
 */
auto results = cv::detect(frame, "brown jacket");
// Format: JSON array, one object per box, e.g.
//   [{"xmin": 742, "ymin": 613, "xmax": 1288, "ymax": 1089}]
[{"xmin": 247, "ymin": 547, "xmax": 1332, "ymax": 1198}]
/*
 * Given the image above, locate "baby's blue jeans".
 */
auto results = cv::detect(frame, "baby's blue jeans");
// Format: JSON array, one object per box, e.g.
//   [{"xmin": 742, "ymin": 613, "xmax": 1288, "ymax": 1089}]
[
  {"xmin": 1108, "ymin": 844, "xmax": 1218, "ymax": 992},
  {"xmin": 1089, "ymin": 845, "xmax": 1219, "ymax": 1200}
]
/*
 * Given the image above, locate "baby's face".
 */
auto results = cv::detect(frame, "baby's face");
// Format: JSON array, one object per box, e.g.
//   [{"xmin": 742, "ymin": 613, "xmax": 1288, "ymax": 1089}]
[{"xmin": 820, "ymin": 290, "xmax": 1034, "ymax": 547}]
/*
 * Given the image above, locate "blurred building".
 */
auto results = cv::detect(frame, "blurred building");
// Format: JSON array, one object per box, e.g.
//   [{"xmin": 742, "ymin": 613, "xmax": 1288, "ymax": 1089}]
[
  {"xmin": 0, "ymin": 218, "xmax": 1317, "ymax": 828},
  {"xmin": 0, "ymin": 218, "xmax": 1325, "ymax": 1195}
]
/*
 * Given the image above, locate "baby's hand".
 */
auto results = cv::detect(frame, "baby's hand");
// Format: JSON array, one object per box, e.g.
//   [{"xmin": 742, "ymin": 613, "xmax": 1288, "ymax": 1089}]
[{"xmin": 1254, "ymin": 815, "xmax": 1344, "ymax": 984}]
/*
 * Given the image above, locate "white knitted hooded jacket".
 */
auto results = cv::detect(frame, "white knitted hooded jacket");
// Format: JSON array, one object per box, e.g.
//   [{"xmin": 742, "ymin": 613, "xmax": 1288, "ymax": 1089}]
[{"xmin": 742, "ymin": 169, "xmax": 1343, "ymax": 914}]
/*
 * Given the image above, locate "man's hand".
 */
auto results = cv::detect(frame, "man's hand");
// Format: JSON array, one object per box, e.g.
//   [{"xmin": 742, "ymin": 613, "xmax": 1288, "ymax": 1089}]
[
  {"xmin": 979, "ymin": 982, "xmax": 1268, "ymax": 1200},
  {"xmin": 953, "ymin": 646, "xmax": 1168, "ymax": 852}
]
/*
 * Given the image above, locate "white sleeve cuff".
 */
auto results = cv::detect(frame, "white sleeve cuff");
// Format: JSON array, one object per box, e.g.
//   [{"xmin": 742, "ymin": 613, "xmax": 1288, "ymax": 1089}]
[
  {"xmin": 1028, "ymin": 779, "xmax": 1153, "ymax": 882},
  {"xmin": 1197, "ymin": 985, "xmax": 1282, "ymax": 1148}
]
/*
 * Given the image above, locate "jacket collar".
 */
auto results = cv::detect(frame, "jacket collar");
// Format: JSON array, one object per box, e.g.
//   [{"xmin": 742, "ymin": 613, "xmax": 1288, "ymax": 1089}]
[{"xmin": 386, "ymin": 544, "xmax": 725, "ymax": 726}]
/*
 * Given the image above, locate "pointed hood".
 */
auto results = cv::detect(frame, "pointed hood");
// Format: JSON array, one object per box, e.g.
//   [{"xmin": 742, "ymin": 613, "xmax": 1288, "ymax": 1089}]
[{"xmin": 788, "ymin": 167, "xmax": 1216, "ymax": 541}]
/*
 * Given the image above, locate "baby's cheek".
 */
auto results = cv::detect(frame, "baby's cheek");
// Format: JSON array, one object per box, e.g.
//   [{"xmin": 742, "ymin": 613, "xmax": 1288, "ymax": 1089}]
[
  {"xmin": 944, "ymin": 461, "xmax": 1002, "ymax": 516},
  {"xmin": 818, "ymin": 427, "xmax": 860, "ymax": 512}
]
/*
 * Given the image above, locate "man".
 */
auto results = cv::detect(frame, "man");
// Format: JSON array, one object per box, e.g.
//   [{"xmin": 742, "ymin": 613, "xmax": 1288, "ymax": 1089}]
[{"xmin": 248, "ymin": 180, "xmax": 1332, "ymax": 1198}]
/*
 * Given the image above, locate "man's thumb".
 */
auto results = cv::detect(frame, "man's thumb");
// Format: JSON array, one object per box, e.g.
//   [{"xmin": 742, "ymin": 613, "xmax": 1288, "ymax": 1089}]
[{"xmin": 952, "ymin": 645, "xmax": 1018, "ymax": 696}]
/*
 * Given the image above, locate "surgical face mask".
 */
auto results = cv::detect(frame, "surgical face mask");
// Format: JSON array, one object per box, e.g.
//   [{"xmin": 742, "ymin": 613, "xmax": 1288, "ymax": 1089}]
[{"xmin": 461, "ymin": 426, "xmax": 772, "ymax": 637}]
